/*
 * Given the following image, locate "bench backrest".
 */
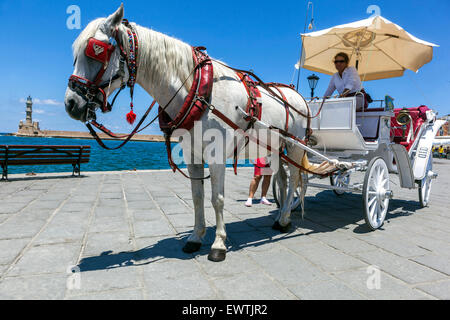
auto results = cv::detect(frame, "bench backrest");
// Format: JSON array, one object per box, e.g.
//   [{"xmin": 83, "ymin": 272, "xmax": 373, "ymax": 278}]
[{"xmin": 0, "ymin": 145, "xmax": 91, "ymax": 166}]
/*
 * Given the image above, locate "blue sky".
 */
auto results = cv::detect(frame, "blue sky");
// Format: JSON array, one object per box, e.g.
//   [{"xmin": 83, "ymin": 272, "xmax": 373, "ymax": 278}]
[{"xmin": 0, "ymin": 0, "xmax": 448, "ymax": 134}]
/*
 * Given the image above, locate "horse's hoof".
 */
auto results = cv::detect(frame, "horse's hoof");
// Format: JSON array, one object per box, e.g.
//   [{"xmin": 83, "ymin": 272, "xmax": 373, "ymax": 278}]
[
  {"xmin": 208, "ymin": 249, "xmax": 226, "ymax": 262},
  {"xmin": 272, "ymin": 221, "xmax": 292, "ymax": 233},
  {"xmin": 182, "ymin": 242, "xmax": 202, "ymax": 253}
]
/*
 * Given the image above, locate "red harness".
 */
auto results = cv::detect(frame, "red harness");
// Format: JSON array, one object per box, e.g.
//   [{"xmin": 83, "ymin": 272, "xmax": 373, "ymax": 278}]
[
  {"xmin": 69, "ymin": 19, "xmax": 139, "ymax": 119},
  {"xmin": 237, "ymin": 72, "xmax": 263, "ymax": 121},
  {"xmin": 158, "ymin": 47, "xmax": 214, "ymax": 134}
]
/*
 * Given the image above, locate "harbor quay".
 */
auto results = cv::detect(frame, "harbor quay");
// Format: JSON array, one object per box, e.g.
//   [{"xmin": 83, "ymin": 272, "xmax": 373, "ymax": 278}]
[{"xmin": 0, "ymin": 161, "xmax": 449, "ymax": 300}]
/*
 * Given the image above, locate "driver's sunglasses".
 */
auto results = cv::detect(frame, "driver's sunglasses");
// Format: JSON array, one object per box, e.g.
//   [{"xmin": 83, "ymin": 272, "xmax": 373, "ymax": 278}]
[{"xmin": 334, "ymin": 60, "xmax": 346, "ymax": 64}]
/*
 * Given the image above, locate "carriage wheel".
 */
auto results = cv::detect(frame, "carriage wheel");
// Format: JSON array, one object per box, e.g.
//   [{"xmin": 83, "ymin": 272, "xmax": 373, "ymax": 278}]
[
  {"xmin": 418, "ymin": 156, "xmax": 433, "ymax": 208},
  {"xmin": 363, "ymin": 157, "xmax": 391, "ymax": 231},
  {"xmin": 330, "ymin": 171, "xmax": 350, "ymax": 196},
  {"xmin": 272, "ymin": 165, "xmax": 303, "ymax": 211}
]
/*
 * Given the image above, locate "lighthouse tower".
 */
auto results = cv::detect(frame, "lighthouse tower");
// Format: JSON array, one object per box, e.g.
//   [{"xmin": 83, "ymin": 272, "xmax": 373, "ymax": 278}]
[
  {"xmin": 18, "ymin": 96, "xmax": 41, "ymax": 136},
  {"xmin": 26, "ymin": 96, "xmax": 33, "ymax": 125}
]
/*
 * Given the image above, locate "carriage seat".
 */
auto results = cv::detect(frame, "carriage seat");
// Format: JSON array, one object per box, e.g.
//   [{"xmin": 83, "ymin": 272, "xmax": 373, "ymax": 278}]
[
  {"xmin": 391, "ymin": 106, "xmax": 429, "ymax": 151},
  {"xmin": 356, "ymin": 108, "xmax": 393, "ymax": 141}
]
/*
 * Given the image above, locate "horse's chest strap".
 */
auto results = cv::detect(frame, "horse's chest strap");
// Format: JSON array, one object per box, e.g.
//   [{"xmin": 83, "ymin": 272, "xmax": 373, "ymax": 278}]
[{"xmin": 158, "ymin": 47, "xmax": 214, "ymax": 135}]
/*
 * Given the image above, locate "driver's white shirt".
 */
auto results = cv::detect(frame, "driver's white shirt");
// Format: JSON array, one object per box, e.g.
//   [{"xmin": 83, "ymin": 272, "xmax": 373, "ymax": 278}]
[{"xmin": 324, "ymin": 67, "xmax": 362, "ymax": 97}]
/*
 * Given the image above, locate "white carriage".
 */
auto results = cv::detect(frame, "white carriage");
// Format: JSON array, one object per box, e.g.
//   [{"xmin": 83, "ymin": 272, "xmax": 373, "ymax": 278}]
[{"xmin": 272, "ymin": 97, "xmax": 446, "ymax": 230}]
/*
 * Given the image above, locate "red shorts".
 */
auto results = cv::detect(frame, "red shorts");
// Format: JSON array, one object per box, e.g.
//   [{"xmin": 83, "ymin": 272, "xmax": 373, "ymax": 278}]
[{"xmin": 254, "ymin": 157, "xmax": 273, "ymax": 177}]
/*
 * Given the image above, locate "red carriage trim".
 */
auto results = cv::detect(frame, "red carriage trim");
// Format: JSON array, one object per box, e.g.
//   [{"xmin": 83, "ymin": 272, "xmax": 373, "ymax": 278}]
[{"xmin": 391, "ymin": 105, "xmax": 430, "ymax": 151}]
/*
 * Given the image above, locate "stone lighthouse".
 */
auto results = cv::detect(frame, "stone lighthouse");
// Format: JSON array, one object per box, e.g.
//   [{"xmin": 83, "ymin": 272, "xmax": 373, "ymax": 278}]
[
  {"xmin": 18, "ymin": 96, "xmax": 41, "ymax": 136},
  {"xmin": 26, "ymin": 96, "xmax": 33, "ymax": 125}
]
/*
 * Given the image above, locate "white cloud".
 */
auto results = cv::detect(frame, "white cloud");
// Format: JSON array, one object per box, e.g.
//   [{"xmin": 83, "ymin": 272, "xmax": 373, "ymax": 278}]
[
  {"xmin": 34, "ymin": 109, "xmax": 46, "ymax": 114},
  {"xmin": 19, "ymin": 98, "xmax": 63, "ymax": 106}
]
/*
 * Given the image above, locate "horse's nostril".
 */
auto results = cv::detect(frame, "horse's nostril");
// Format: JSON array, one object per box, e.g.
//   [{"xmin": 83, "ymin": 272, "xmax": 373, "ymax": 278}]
[{"xmin": 66, "ymin": 99, "xmax": 76, "ymax": 113}]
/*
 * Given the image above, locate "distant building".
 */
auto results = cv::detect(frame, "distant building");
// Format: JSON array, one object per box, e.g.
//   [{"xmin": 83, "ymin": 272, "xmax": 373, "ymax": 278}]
[
  {"xmin": 18, "ymin": 96, "xmax": 41, "ymax": 136},
  {"xmin": 436, "ymin": 116, "xmax": 449, "ymax": 137},
  {"xmin": 434, "ymin": 116, "xmax": 450, "ymax": 147}
]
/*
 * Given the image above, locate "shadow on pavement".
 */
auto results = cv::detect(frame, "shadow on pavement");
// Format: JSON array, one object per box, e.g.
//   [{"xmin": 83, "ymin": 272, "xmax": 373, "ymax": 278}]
[{"xmin": 77, "ymin": 190, "xmax": 425, "ymax": 273}]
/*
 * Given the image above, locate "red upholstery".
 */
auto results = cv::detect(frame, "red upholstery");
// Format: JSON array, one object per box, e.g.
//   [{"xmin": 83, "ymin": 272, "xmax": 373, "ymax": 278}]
[{"xmin": 391, "ymin": 106, "xmax": 429, "ymax": 151}]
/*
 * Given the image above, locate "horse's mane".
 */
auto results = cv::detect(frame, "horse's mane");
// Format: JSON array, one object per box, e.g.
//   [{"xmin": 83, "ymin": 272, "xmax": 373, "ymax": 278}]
[{"xmin": 72, "ymin": 18, "xmax": 234, "ymax": 91}]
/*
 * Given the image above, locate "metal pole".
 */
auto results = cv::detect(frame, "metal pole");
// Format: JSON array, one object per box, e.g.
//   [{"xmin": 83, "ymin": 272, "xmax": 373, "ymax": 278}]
[{"xmin": 296, "ymin": 1, "xmax": 313, "ymax": 92}]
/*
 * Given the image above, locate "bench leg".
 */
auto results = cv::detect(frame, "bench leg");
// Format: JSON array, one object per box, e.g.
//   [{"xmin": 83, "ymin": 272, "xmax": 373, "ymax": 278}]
[
  {"xmin": 72, "ymin": 164, "xmax": 81, "ymax": 177},
  {"xmin": 1, "ymin": 165, "xmax": 7, "ymax": 181}
]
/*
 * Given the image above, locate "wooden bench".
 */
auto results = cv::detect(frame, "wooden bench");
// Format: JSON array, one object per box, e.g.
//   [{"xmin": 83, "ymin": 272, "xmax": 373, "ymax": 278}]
[{"xmin": 0, "ymin": 145, "xmax": 91, "ymax": 180}]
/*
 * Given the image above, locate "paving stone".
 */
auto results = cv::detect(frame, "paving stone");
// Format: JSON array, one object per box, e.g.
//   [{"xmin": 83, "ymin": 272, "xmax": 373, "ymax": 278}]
[
  {"xmin": 292, "ymin": 242, "xmax": 367, "ymax": 273},
  {"xmin": 82, "ymin": 232, "xmax": 133, "ymax": 258},
  {"xmin": 0, "ymin": 203, "xmax": 27, "ymax": 214},
  {"xmin": 99, "ymin": 192, "xmax": 123, "ymax": 200},
  {"xmin": 89, "ymin": 216, "xmax": 129, "ymax": 233},
  {"xmin": 134, "ymin": 219, "xmax": 175, "ymax": 238},
  {"xmin": 334, "ymin": 268, "xmax": 431, "ymax": 300},
  {"xmin": 356, "ymin": 232, "xmax": 432, "ymax": 258},
  {"xmin": 65, "ymin": 267, "xmax": 141, "ymax": 296},
  {"xmin": 311, "ymin": 232, "xmax": 379, "ymax": 254},
  {"xmin": 167, "ymin": 213, "xmax": 195, "ymax": 228},
  {"xmin": 0, "ymin": 218, "xmax": 47, "ymax": 240},
  {"xmin": 142, "ymin": 260, "xmax": 216, "ymax": 300},
  {"xmin": 416, "ymin": 280, "xmax": 450, "ymax": 300},
  {"xmin": 194, "ymin": 250, "xmax": 260, "ymax": 279},
  {"xmin": 67, "ymin": 288, "xmax": 144, "ymax": 300},
  {"xmin": 213, "ymin": 272, "xmax": 296, "ymax": 300},
  {"xmin": 412, "ymin": 254, "xmax": 450, "ymax": 276},
  {"xmin": 130, "ymin": 209, "xmax": 164, "ymax": 222},
  {"xmin": 35, "ymin": 222, "xmax": 86, "ymax": 245},
  {"xmin": 0, "ymin": 239, "xmax": 30, "ymax": 265},
  {"xmin": 7, "ymin": 243, "xmax": 80, "ymax": 276},
  {"xmin": 0, "ymin": 274, "xmax": 67, "ymax": 300},
  {"xmin": 288, "ymin": 279, "xmax": 367, "ymax": 300},
  {"xmin": 127, "ymin": 201, "xmax": 155, "ymax": 210},
  {"xmin": 355, "ymin": 249, "xmax": 447, "ymax": 284},
  {"xmin": 228, "ymin": 230, "xmax": 283, "ymax": 253},
  {"xmin": 94, "ymin": 206, "xmax": 126, "ymax": 218},
  {"xmin": 247, "ymin": 247, "xmax": 330, "ymax": 286}
]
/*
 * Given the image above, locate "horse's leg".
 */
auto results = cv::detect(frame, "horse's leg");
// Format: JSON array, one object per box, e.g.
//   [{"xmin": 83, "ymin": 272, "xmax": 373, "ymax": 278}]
[
  {"xmin": 273, "ymin": 148, "xmax": 303, "ymax": 233},
  {"xmin": 182, "ymin": 163, "xmax": 206, "ymax": 253},
  {"xmin": 276, "ymin": 160, "xmax": 287, "ymax": 209},
  {"xmin": 208, "ymin": 163, "xmax": 227, "ymax": 262}
]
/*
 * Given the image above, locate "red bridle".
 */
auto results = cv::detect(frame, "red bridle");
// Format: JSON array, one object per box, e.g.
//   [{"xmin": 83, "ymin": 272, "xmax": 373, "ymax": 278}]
[
  {"xmin": 68, "ymin": 20, "xmax": 138, "ymax": 121},
  {"xmin": 68, "ymin": 37, "xmax": 117, "ymax": 115}
]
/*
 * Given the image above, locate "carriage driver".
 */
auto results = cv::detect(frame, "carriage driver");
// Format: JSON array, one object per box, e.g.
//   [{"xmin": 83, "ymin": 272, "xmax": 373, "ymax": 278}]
[{"xmin": 324, "ymin": 52, "xmax": 370, "ymax": 111}]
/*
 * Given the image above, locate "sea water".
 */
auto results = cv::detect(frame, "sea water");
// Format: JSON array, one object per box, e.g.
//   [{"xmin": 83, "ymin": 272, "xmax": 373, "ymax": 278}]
[{"xmin": 0, "ymin": 134, "xmax": 251, "ymax": 174}]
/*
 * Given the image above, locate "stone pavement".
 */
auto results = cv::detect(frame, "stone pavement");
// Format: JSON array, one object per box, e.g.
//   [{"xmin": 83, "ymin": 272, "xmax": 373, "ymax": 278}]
[{"xmin": 0, "ymin": 160, "xmax": 449, "ymax": 300}]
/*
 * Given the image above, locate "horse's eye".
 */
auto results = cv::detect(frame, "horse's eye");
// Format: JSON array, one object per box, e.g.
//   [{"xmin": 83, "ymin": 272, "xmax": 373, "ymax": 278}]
[{"xmin": 73, "ymin": 57, "xmax": 78, "ymax": 66}]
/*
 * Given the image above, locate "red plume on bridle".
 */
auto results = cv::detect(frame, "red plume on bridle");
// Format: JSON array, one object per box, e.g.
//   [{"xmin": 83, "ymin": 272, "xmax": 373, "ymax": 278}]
[{"xmin": 126, "ymin": 103, "xmax": 137, "ymax": 124}]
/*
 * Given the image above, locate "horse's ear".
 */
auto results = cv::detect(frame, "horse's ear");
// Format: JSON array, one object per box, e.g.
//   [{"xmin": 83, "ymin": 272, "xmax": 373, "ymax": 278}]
[{"xmin": 104, "ymin": 4, "xmax": 124, "ymax": 34}]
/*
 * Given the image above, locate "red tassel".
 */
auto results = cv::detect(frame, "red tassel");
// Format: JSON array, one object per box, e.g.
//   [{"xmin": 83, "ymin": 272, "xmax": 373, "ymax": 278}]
[{"xmin": 126, "ymin": 110, "xmax": 136, "ymax": 125}]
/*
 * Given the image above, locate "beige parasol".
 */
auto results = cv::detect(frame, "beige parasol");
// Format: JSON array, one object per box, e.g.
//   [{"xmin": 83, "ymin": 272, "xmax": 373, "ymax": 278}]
[{"xmin": 300, "ymin": 15, "xmax": 438, "ymax": 81}]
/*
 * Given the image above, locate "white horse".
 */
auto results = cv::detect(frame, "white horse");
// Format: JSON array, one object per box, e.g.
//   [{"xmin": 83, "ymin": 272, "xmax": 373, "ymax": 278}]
[{"xmin": 65, "ymin": 4, "xmax": 309, "ymax": 262}]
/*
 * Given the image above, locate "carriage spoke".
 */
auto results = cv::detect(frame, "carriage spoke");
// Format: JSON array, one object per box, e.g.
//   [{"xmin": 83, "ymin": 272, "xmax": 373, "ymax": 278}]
[
  {"xmin": 369, "ymin": 201, "xmax": 377, "ymax": 221},
  {"xmin": 368, "ymin": 196, "xmax": 377, "ymax": 208},
  {"xmin": 380, "ymin": 199, "xmax": 386, "ymax": 210}
]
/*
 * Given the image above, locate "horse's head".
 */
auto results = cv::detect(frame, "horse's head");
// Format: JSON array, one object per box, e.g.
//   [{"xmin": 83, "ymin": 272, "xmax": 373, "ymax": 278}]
[{"xmin": 65, "ymin": 4, "xmax": 127, "ymax": 122}]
